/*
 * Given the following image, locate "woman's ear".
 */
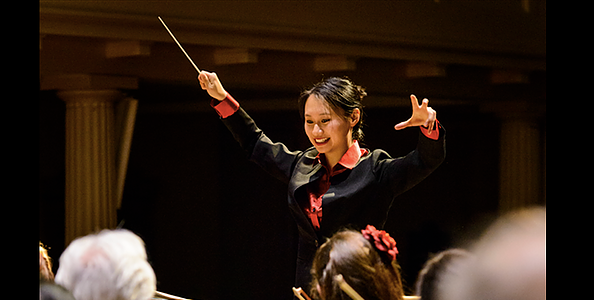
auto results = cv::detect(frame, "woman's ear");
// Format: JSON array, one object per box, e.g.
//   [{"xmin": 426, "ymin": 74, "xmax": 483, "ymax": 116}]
[{"xmin": 350, "ymin": 108, "xmax": 361, "ymax": 127}]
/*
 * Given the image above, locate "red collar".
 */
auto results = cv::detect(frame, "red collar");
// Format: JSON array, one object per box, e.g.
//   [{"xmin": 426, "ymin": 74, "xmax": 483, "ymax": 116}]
[{"xmin": 316, "ymin": 140, "xmax": 368, "ymax": 170}]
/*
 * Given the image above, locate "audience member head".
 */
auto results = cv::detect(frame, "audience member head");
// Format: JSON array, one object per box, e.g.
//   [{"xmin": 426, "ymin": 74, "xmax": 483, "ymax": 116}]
[
  {"xmin": 40, "ymin": 280, "xmax": 76, "ymax": 300},
  {"xmin": 414, "ymin": 248, "xmax": 474, "ymax": 300},
  {"xmin": 55, "ymin": 229, "xmax": 156, "ymax": 300},
  {"xmin": 310, "ymin": 225, "xmax": 404, "ymax": 300},
  {"xmin": 40, "ymin": 241, "xmax": 55, "ymax": 281},
  {"xmin": 442, "ymin": 206, "xmax": 546, "ymax": 300}
]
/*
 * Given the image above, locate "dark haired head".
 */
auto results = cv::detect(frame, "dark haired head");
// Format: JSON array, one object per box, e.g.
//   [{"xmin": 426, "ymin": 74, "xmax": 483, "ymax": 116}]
[
  {"xmin": 310, "ymin": 230, "xmax": 404, "ymax": 300},
  {"xmin": 299, "ymin": 77, "xmax": 367, "ymax": 141}
]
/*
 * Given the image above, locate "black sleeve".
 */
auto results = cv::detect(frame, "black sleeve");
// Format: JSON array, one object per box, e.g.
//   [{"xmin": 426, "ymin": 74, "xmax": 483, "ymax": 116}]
[
  {"xmin": 221, "ymin": 107, "xmax": 303, "ymax": 184},
  {"xmin": 374, "ymin": 123, "xmax": 446, "ymax": 197}
]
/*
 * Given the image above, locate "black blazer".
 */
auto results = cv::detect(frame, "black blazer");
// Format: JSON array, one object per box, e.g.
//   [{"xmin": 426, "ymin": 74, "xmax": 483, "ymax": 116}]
[{"xmin": 221, "ymin": 107, "xmax": 446, "ymax": 290}]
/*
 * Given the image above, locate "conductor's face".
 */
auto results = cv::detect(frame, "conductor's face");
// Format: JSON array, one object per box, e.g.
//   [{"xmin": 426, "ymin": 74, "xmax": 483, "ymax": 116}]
[{"xmin": 304, "ymin": 94, "xmax": 353, "ymax": 159}]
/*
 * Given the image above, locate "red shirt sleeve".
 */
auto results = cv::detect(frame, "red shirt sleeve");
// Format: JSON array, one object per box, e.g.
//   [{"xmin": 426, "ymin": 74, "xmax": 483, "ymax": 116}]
[
  {"xmin": 420, "ymin": 119, "xmax": 440, "ymax": 140},
  {"xmin": 210, "ymin": 93, "xmax": 240, "ymax": 118}
]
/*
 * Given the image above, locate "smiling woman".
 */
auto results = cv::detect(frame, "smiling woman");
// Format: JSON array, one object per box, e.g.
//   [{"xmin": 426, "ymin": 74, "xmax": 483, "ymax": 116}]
[
  {"xmin": 196, "ymin": 71, "xmax": 446, "ymax": 293},
  {"xmin": 299, "ymin": 77, "xmax": 364, "ymax": 169},
  {"xmin": 303, "ymin": 95, "xmax": 356, "ymax": 168}
]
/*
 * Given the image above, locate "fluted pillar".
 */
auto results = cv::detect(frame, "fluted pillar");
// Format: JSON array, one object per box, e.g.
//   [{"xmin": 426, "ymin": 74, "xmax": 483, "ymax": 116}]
[
  {"xmin": 499, "ymin": 117, "xmax": 541, "ymax": 212},
  {"xmin": 492, "ymin": 102, "xmax": 545, "ymax": 213},
  {"xmin": 41, "ymin": 74, "xmax": 138, "ymax": 246},
  {"xmin": 58, "ymin": 90, "xmax": 123, "ymax": 244}
]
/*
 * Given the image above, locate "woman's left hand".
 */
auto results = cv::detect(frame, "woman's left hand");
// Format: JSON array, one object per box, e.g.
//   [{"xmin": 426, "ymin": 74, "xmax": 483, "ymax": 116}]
[{"xmin": 394, "ymin": 94, "xmax": 437, "ymax": 134}]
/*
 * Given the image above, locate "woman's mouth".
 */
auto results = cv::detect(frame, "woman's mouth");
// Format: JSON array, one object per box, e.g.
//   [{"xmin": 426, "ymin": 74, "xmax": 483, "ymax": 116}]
[{"xmin": 314, "ymin": 138, "xmax": 330, "ymax": 145}]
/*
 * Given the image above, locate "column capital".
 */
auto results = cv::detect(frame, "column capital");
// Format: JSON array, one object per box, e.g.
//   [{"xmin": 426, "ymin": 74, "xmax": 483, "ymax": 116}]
[
  {"xmin": 57, "ymin": 90, "xmax": 124, "ymax": 104},
  {"xmin": 41, "ymin": 73, "xmax": 138, "ymax": 91},
  {"xmin": 481, "ymin": 101, "xmax": 545, "ymax": 121}
]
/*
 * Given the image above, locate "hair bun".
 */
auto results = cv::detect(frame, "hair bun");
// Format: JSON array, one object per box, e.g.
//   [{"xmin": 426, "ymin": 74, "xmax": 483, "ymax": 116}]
[{"xmin": 355, "ymin": 85, "xmax": 367, "ymax": 101}]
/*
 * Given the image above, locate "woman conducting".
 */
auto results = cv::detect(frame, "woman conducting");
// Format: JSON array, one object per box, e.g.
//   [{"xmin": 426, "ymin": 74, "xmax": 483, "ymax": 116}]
[{"xmin": 198, "ymin": 71, "xmax": 446, "ymax": 291}]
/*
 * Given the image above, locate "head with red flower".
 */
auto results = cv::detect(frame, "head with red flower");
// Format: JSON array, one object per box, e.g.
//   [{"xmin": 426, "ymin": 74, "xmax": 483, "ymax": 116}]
[
  {"xmin": 310, "ymin": 227, "xmax": 404, "ymax": 300},
  {"xmin": 361, "ymin": 224, "xmax": 399, "ymax": 262}
]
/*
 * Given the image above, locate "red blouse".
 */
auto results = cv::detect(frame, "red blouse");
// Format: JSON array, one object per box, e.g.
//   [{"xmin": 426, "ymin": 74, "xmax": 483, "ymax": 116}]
[{"xmin": 305, "ymin": 140, "xmax": 368, "ymax": 230}]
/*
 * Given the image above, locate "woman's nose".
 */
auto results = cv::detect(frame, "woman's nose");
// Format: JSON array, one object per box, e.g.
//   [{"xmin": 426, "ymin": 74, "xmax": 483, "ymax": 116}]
[{"xmin": 312, "ymin": 124, "xmax": 323, "ymax": 134}]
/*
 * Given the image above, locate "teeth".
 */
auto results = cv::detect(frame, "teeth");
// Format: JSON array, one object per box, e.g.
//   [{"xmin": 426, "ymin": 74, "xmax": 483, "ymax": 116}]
[{"xmin": 315, "ymin": 138, "xmax": 329, "ymax": 143}]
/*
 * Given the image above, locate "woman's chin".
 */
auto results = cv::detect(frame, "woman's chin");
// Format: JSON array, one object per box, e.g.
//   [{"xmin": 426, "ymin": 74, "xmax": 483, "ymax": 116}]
[{"xmin": 313, "ymin": 143, "xmax": 330, "ymax": 153}]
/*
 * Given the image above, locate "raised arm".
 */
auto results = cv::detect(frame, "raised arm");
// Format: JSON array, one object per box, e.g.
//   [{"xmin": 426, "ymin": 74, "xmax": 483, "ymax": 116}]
[
  {"xmin": 197, "ymin": 70, "xmax": 302, "ymax": 184},
  {"xmin": 374, "ymin": 94, "xmax": 445, "ymax": 197}
]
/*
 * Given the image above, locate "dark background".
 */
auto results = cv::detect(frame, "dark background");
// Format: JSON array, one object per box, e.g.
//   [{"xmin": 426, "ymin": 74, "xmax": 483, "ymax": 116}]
[
  {"xmin": 39, "ymin": 1, "xmax": 545, "ymax": 299},
  {"xmin": 40, "ymin": 82, "xmax": 543, "ymax": 299}
]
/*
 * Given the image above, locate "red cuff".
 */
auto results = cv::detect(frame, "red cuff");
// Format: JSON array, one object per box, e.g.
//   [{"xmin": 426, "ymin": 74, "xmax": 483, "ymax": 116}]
[
  {"xmin": 420, "ymin": 119, "xmax": 440, "ymax": 140},
  {"xmin": 210, "ymin": 93, "xmax": 240, "ymax": 118}
]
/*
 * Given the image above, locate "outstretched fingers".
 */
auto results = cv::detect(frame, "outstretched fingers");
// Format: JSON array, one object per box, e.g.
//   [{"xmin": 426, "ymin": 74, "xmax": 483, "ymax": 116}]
[
  {"xmin": 394, "ymin": 119, "xmax": 411, "ymax": 130},
  {"xmin": 410, "ymin": 94, "xmax": 419, "ymax": 107},
  {"xmin": 424, "ymin": 107, "xmax": 436, "ymax": 134},
  {"xmin": 421, "ymin": 98, "xmax": 429, "ymax": 109},
  {"xmin": 395, "ymin": 94, "xmax": 436, "ymax": 131},
  {"xmin": 395, "ymin": 95, "xmax": 418, "ymax": 130}
]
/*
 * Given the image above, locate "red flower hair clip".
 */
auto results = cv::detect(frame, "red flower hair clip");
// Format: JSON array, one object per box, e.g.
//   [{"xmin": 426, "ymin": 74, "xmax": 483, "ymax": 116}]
[{"xmin": 361, "ymin": 225, "xmax": 399, "ymax": 261}]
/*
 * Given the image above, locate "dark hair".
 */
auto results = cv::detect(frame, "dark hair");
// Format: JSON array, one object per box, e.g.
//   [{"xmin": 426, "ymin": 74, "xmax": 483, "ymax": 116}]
[
  {"xmin": 310, "ymin": 230, "xmax": 404, "ymax": 300},
  {"xmin": 299, "ymin": 77, "xmax": 367, "ymax": 141}
]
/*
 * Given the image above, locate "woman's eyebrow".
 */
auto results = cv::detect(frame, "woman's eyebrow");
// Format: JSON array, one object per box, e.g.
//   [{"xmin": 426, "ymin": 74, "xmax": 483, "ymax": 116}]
[{"xmin": 304, "ymin": 112, "xmax": 332, "ymax": 117}]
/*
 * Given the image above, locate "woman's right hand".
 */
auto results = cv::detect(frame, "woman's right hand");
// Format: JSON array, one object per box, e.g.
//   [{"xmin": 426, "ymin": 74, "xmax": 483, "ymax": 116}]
[{"xmin": 198, "ymin": 71, "xmax": 227, "ymax": 101}]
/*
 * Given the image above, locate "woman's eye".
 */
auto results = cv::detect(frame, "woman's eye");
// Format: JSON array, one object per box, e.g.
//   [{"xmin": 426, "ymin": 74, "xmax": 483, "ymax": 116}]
[
  {"xmin": 306, "ymin": 120, "xmax": 314, "ymax": 124},
  {"xmin": 321, "ymin": 119, "xmax": 330, "ymax": 123}
]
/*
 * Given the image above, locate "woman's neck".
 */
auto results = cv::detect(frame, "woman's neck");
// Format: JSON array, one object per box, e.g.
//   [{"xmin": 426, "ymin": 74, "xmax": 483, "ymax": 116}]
[{"xmin": 324, "ymin": 139, "xmax": 353, "ymax": 169}]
